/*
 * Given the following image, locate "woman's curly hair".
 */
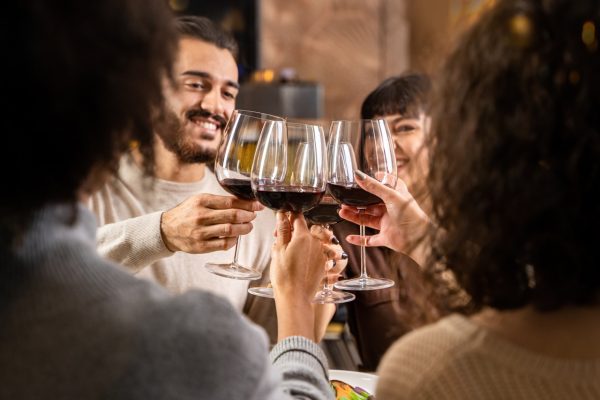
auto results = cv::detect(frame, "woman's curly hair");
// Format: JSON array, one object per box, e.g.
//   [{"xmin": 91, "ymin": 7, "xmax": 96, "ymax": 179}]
[{"xmin": 427, "ymin": 0, "xmax": 600, "ymax": 311}]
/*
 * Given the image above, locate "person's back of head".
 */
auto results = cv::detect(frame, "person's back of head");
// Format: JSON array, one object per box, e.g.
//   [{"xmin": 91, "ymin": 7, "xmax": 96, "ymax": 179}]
[
  {"xmin": 3, "ymin": 0, "xmax": 177, "ymax": 238},
  {"xmin": 361, "ymin": 73, "xmax": 431, "ymax": 120},
  {"xmin": 174, "ymin": 15, "xmax": 238, "ymax": 60},
  {"xmin": 428, "ymin": 0, "xmax": 600, "ymax": 311}
]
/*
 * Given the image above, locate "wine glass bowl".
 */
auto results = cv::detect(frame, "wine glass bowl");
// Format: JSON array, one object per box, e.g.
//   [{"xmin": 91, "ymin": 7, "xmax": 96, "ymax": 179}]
[
  {"xmin": 248, "ymin": 122, "xmax": 327, "ymax": 298},
  {"xmin": 205, "ymin": 110, "xmax": 285, "ymax": 280},
  {"xmin": 252, "ymin": 122, "xmax": 326, "ymax": 213},
  {"xmin": 327, "ymin": 119, "xmax": 397, "ymax": 291}
]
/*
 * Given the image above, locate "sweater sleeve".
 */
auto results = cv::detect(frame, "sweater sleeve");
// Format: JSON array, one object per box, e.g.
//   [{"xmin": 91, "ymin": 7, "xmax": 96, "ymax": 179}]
[
  {"xmin": 267, "ymin": 336, "xmax": 334, "ymax": 400},
  {"xmin": 134, "ymin": 290, "xmax": 335, "ymax": 400},
  {"xmin": 95, "ymin": 211, "xmax": 173, "ymax": 272}
]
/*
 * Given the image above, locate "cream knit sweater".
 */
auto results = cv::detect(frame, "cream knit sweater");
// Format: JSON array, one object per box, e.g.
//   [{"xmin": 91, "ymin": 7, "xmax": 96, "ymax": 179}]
[
  {"xmin": 88, "ymin": 155, "xmax": 276, "ymax": 311},
  {"xmin": 376, "ymin": 314, "xmax": 600, "ymax": 399}
]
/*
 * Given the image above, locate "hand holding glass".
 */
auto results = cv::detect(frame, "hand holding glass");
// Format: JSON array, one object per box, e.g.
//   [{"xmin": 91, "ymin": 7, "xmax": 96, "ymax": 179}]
[
  {"xmin": 327, "ymin": 119, "xmax": 397, "ymax": 290},
  {"xmin": 204, "ymin": 110, "xmax": 284, "ymax": 280},
  {"xmin": 248, "ymin": 122, "xmax": 327, "ymax": 298}
]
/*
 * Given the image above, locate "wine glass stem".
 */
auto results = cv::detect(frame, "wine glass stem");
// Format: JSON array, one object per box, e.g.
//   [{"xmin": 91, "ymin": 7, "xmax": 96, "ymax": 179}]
[
  {"xmin": 231, "ymin": 236, "xmax": 242, "ymax": 268},
  {"xmin": 321, "ymin": 224, "xmax": 332, "ymax": 292},
  {"xmin": 358, "ymin": 208, "xmax": 369, "ymax": 280}
]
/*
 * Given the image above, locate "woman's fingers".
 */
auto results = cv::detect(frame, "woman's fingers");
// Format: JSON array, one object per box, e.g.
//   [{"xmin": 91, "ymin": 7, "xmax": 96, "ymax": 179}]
[
  {"xmin": 354, "ymin": 170, "xmax": 399, "ymax": 202},
  {"xmin": 275, "ymin": 211, "xmax": 292, "ymax": 246},
  {"xmin": 345, "ymin": 233, "xmax": 385, "ymax": 248},
  {"xmin": 338, "ymin": 208, "xmax": 382, "ymax": 230}
]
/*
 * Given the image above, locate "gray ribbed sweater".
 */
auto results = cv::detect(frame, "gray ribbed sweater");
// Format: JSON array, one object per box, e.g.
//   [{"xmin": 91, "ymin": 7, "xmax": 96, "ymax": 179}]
[{"xmin": 0, "ymin": 204, "xmax": 334, "ymax": 399}]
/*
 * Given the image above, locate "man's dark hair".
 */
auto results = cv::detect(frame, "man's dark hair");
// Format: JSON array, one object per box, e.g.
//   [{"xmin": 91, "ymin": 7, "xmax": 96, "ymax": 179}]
[
  {"xmin": 175, "ymin": 15, "xmax": 238, "ymax": 60},
  {"xmin": 427, "ymin": 0, "xmax": 600, "ymax": 311},
  {"xmin": 361, "ymin": 73, "xmax": 431, "ymax": 119},
  {"xmin": 2, "ymin": 0, "xmax": 177, "ymax": 236}
]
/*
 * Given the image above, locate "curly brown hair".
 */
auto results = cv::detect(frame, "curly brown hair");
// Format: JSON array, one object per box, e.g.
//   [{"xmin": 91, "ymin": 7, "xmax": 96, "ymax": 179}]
[
  {"xmin": 427, "ymin": 0, "xmax": 600, "ymax": 311},
  {"xmin": 2, "ymin": 0, "xmax": 177, "ymax": 235}
]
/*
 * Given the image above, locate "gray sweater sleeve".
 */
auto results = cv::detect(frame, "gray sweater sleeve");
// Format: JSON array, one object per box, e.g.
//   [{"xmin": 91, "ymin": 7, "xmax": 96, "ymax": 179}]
[
  {"xmin": 133, "ymin": 291, "xmax": 335, "ymax": 400},
  {"xmin": 268, "ymin": 337, "xmax": 334, "ymax": 399}
]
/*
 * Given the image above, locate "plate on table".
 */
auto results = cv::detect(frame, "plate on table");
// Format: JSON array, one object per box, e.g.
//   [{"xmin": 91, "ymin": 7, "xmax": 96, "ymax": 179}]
[{"xmin": 329, "ymin": 369, "xmax": 378, "ymax": 396}]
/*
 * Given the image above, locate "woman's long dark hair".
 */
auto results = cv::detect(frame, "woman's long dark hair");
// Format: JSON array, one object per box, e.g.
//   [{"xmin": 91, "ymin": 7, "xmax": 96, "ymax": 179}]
[{"xmin": 427, "ymin": 0, "xmax": 600, "ymax": 311}]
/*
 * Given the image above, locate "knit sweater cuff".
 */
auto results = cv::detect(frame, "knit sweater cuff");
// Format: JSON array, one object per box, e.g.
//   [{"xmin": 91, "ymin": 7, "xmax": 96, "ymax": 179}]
[
  {"xmin": 269, "ymin": 336, "xmax": 330, "ymax": 378},
  {"xmin": 96, "ymin": 211, "xmax": 173, "ymax": 271}
]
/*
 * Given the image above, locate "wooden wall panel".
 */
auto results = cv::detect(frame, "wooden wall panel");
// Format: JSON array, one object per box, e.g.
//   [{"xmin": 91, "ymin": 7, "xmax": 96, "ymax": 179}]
[{"xmin": 260, "ymin": 0, "xmax": 409, "ymax": 120}]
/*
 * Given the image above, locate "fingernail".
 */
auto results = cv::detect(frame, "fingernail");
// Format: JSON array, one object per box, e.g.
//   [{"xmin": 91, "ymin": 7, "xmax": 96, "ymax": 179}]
[
  {"xmin": 354, "ymin": 170, "xmax": 367, "ymax": 180},
  {"xmin": 341, "ymin": 252, "xmax": 348, "ymax": 260},
  {"xmin": 331, "ymin": 236, "xmax": 340, "ymax": 245}
]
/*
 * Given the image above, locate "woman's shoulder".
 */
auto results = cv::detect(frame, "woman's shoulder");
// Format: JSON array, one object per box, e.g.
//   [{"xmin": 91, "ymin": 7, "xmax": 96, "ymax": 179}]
[{"xmin": 375, "ymin": 314, "xmax": 481, "ymax": 398}]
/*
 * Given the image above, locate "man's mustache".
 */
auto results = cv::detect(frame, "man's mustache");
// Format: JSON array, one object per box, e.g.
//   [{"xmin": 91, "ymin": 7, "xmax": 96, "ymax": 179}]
[{"xmin": 186, "ymin": 109, "xmax": 227, "ymax": 128}]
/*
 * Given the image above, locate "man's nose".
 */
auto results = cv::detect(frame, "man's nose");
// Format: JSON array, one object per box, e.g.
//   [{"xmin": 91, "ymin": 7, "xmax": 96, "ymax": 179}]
[{"xmin": 199, "ymin": 88, "xmax": 225, "ymax": 117}]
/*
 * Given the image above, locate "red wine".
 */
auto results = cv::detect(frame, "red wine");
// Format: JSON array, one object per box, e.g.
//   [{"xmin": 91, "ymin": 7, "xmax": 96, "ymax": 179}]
[
  {"xmin": 255, "ymin": 186, "xmax": 325, "ymax": 212},
  {"xmin": 220, "ymin": 178, "xmax": 255, "ymax": 201},
  {"xmin": 304, "ymin": 203, "xmax": 342, "ymax": 225},
  {"xmin": 327, "ymin": 183, "xmax": 383, "ymax": 207}
]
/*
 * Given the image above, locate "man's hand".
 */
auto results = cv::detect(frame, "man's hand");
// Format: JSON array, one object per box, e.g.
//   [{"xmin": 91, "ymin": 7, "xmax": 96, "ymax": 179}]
[{"xmin": 160, "ymin": 194, "xmax": 264, "ymax": 253}]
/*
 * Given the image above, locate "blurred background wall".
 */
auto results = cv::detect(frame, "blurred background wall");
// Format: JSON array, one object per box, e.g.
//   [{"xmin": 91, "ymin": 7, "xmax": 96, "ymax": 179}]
[{"xmin": 171, "ymin": 0, "xmax": 494, "ymax": 121}]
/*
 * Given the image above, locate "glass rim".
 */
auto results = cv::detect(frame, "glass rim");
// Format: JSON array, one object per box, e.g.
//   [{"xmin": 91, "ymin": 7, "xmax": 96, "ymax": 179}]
[
  {"xmin": 233, "ymin": 109, "xmax": 285, "ymax": 121},
  {"xmin": 286, "ymin": 121, "xmax": 325, "ymax": 129},
  {"xmin": 330, "ymin": 118, "xmax": 387, "ymax": 124}
]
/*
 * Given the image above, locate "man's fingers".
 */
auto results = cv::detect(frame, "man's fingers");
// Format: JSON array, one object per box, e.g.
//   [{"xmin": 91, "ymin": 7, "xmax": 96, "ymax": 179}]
[
  {"xmin": 198, "ymin": 208, "xmax": 257, "ymax": 226},
  {"xmin": 195, "ymin": 194, "xmax": 264, "ymax": 212},
  {"xmin": 188, "ymin": 237, "xmax": 238, "ymax": 253},
  {"xmin": 197, "ymin": 222, "xmax": 254, "ymax": 240}
]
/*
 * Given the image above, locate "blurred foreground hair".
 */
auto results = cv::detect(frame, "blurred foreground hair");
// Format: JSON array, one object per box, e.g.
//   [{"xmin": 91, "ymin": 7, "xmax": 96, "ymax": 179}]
[
  {"xmin": 428, "ymin": 0, "xmax": 600, "ymax": 310},
  {"xmin": 2, "ymin": 0, "xmax": 177, "ymax": 237}
]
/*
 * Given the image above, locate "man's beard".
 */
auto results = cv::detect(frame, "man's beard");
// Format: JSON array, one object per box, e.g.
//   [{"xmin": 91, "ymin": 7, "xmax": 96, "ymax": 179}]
[{"xmin": 154, "ymin": 107, "xmax": 224, "ymax": 164}]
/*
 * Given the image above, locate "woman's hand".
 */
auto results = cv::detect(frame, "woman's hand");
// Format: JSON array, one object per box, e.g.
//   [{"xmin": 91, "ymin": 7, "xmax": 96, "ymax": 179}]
[
  {"xmin": 309, "ymin": 225, "xmax": 349, "ymax": 341},
  {"xmin": 339, "ymin": 171, "xmax": 431, "ymax": 262},
  {"xmin": 271, "ymin": 212, "xmax": 337, "ymax": 342}
]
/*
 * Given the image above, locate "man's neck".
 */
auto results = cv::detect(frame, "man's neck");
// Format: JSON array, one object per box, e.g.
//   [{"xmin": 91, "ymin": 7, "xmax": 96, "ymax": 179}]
[{"xmin": 131, "ymin": 142, "xmax": 207, "ymax": 183}]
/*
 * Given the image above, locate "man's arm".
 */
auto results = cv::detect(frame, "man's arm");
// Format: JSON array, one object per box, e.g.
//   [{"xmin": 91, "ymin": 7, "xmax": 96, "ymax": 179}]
[{"xmin": 96, "ymin": 211, "xmax": 173, "ymax": 272}]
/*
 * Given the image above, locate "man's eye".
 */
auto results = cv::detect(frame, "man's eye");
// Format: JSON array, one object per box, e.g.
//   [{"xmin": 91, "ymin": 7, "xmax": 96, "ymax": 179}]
[
  {"xmin": 186, "ymin": 82, "xmax": 205, "ymax": 90},
  {"xmin": 223, "ymin": 91, "xmax": 236, "ymax": 100}
]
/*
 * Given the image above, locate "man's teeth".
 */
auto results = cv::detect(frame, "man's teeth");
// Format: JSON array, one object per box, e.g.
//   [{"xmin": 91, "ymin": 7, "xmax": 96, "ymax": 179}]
[{"xmin": 198, "ymin": 121, "xmax": 217, "ymax": 131}]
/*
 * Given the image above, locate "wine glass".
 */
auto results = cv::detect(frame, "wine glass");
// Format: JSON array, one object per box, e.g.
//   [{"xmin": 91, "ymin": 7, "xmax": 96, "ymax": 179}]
[
  {"xmin": 327, "ymin": 119, "xmax": 397, "ymax": 290},
  {"xmin": 248, "ymin": 122, "xmax": 327, "ymax": 298},
  {"xmin": 304, "ymin": 194, "xmax": 356, "ymax": 304},
  {"xmin": 204, "ymin": 109, "xmax": 285, "ymax": 280}
]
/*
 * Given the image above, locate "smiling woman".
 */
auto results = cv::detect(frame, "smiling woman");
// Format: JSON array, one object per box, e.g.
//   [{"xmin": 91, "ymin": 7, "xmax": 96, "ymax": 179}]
[{"xmin": 332, "ymin": 73, "xmax": 441, "ymax": 372}]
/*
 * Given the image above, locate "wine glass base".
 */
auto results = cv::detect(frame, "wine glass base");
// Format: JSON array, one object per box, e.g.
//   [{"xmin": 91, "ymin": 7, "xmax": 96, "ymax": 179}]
[
  {"xmin": 313, "ymin": 289, "xmax": 356, "ymax": 304},
  {"xmin": 247, "ymin": 286, "xmax": 274, "ymax": 298},
  {"xmin": 204, "ymin": 262, "xmax": 262, "ymax": 281},
  {"xmin": 334, "ymin": 277, "xmax": 395, "ymax": 291}
]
